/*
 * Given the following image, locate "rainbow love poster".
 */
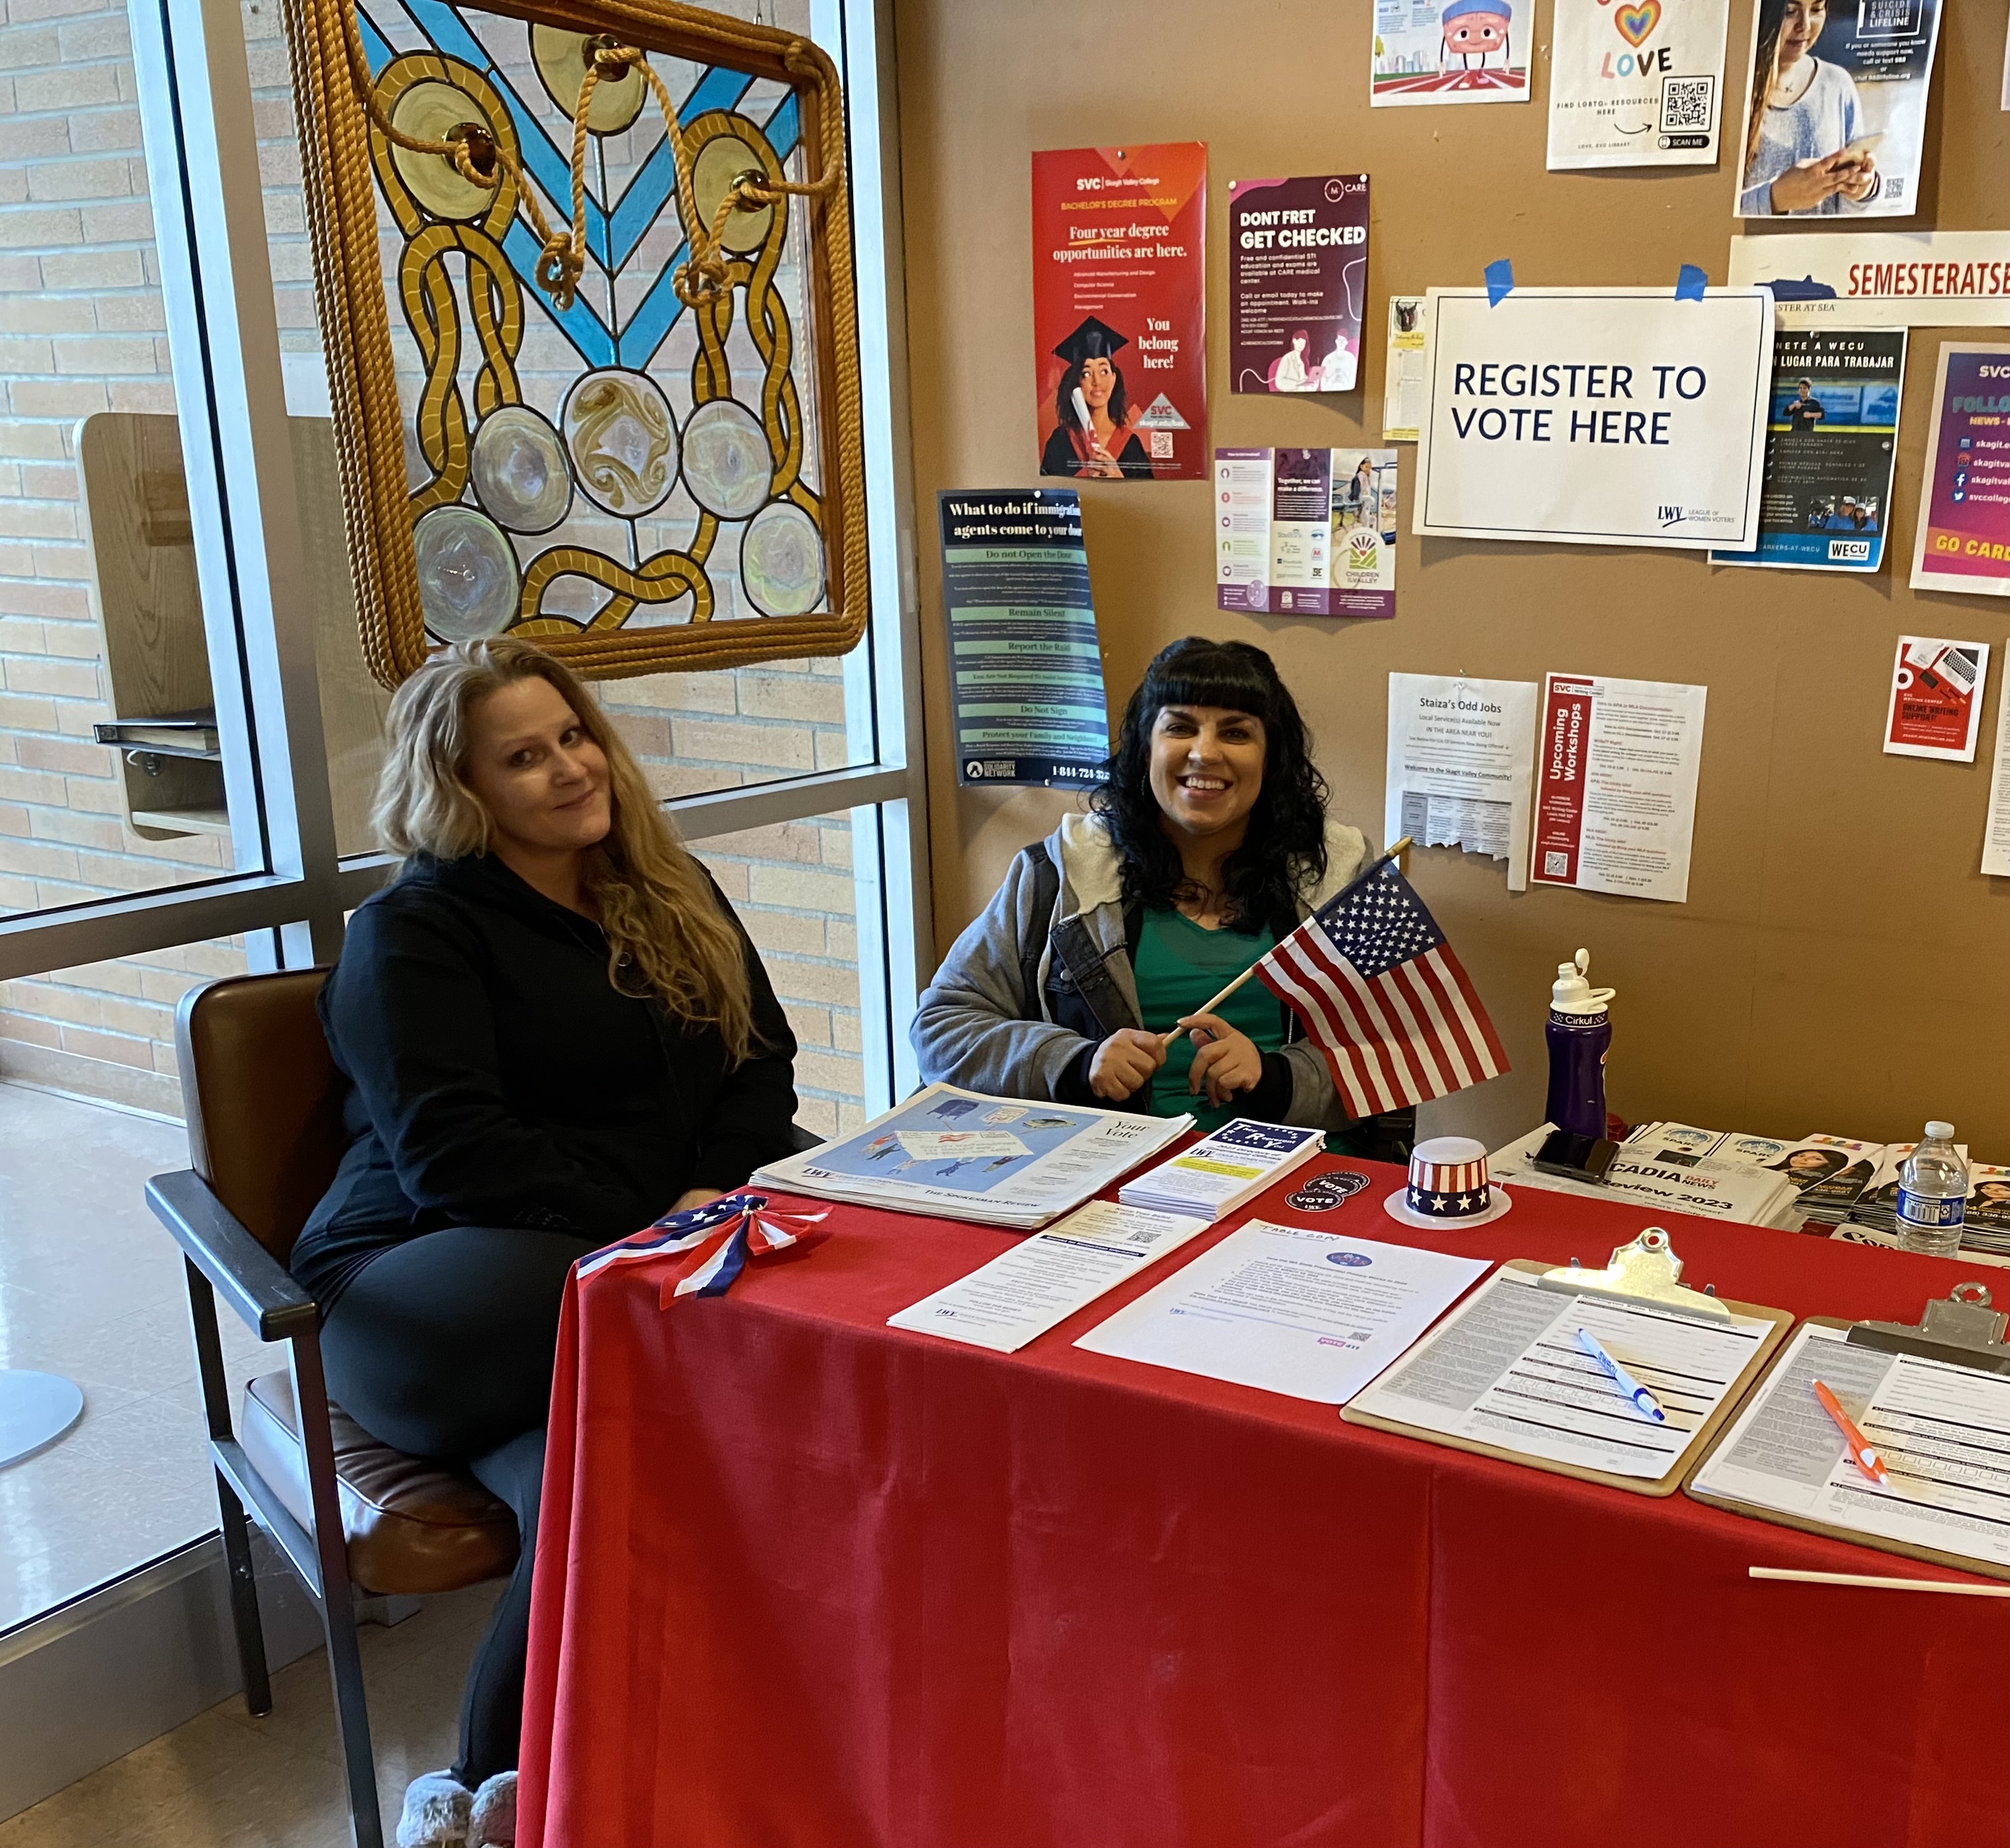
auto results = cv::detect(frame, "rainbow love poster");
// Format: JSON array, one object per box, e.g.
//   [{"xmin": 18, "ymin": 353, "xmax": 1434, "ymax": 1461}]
[{"xmin": 1548, "ymin": 0, "xmax": 1731, "ymax": 170}]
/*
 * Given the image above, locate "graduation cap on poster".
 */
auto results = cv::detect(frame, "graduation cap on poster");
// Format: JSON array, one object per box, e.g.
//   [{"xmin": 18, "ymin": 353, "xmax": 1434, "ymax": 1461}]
[{"xmin": 1053, "ymin": 316, "xmax": 1128, "ymax": 365}]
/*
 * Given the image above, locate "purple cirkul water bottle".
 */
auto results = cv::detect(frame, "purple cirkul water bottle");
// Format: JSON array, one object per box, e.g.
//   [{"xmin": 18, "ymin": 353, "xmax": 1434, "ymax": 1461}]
[{"xmin": 1544, "ymin": 949, "xmax": 1615, "ymax": 1141}]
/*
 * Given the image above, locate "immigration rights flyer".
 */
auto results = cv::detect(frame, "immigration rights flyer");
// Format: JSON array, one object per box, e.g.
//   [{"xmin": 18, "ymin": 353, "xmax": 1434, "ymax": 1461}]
[
  {"xmin": 1031, "ymin": 143, "xmax": 1207, "ymax": 482},
  {"xmin": 938, "ymin": 490, "xmax": 1110, "ymax": 790},
  {"xmin": 1713, "ymin": 325, "xmax": 1905, "ymax": 574},
  {"xmin": 1228, "ymin": 175, "xmax": 1370, "ymax": 394},
  {"xmin": 1910, "ymin": 343, "xmax": 2010, "ymax": 599}
]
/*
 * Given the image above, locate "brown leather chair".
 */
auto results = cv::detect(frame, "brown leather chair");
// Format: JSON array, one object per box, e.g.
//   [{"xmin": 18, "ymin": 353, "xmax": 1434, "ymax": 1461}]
[{"xmin": 147, "ymin": 970, "xmax": 516, "ymax": 1848}]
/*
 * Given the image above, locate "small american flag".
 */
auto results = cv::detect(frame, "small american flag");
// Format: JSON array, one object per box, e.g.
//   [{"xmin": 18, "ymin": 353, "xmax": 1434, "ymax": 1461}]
[{"xmin": 1254, "ymin": 861, "xmax": 1507, "ymax": 1117}]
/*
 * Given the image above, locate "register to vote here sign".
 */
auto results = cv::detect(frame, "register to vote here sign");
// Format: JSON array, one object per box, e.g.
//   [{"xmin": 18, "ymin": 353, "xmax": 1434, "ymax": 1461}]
[{"xmin": 1414, "ymin": 287, "xmax": 1774, "ymax": 551}]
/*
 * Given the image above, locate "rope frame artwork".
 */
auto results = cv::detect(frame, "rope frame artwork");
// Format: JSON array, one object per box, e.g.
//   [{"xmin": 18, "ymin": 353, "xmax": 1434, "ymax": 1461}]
[{"xmin": 283, "ymin": 0, "xmax": 868, "ymax": 688}]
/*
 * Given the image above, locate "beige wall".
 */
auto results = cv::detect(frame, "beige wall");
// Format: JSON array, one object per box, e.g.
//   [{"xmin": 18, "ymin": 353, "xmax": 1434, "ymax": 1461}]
[{"xmin": 894, "ymin": 0, "xmax": 2010, "ymax": 1159}]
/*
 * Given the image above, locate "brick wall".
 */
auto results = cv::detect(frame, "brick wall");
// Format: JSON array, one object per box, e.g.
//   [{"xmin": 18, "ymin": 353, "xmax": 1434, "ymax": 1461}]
[{"xmin": 0, "ymin": 0, "xmax": 870, "ymax": 1128}]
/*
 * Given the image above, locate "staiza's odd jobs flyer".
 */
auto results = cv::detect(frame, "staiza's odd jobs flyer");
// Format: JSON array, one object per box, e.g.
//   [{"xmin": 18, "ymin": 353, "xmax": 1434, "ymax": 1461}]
[
  {"xmin": 1032, "ymin": 144, "xmax": 1207, "ymax": 484},
  {"xmin": 1883, "ymin": 637, "xmax": 1991, "ymax": 763}
]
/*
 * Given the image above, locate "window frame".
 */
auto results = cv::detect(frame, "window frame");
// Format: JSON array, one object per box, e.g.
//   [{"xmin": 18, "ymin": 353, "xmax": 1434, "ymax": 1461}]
[{"xmin": 0, "ymin": 0, "xmax": 930, "ymax": 1115}]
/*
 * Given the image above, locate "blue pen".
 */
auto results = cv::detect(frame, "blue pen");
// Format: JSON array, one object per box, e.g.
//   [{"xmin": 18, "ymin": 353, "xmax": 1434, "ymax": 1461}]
[{"xmin": 1574, "ymin": 1326, "xmax": 1666, "ymax": 1423}]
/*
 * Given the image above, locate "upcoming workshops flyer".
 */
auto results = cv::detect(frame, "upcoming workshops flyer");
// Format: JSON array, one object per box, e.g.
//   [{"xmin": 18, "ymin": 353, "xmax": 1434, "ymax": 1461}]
[
  {"xmin": 1910, "ymin": 343, "xmax": 2010, "ymax": 598},
  {"xmin": 1032, "ymin": 144, "xmax": 1207, "ymax": 483},
  {"xmin": 1228, "ymin": 175, "xmax": 1370, "ymax": 395},
  {"xmin": 1372, "ymin": 0, "xmax": 1530, "ymax": 105},
  {"xmin": 938, "ymin": 490, "xmax": 1110, "ymax": 790},
  {"xmin": 1548, "ymin": 0, "xmax": 1730, "ymax": 171},
  {"xmin": 1713, "ymin": 326, "xmax": 1905, "ymax": 574},
  {"xmin": 1532, "ymin": 673, "xmax": 1707, "ymax": 904}
]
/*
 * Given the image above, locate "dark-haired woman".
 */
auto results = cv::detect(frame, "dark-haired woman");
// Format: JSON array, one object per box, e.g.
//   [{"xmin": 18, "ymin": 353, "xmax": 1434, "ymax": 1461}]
[
  {"xmin": 913, "ymin": 638, "xmax": 1410, "ymax": 1152},
  {"xmin": 1041, "ymin": 319, "xmax": 1153, "ymax": 480}
]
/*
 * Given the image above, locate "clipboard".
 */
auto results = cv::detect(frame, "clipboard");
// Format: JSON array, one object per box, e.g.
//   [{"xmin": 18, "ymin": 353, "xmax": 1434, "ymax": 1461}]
[
  {"xmin": 1684, "ymin": 1316, "xmax": 2010, "ymax": 1582},
  {"xmin": 1341, "ymin": 1259, "xmax": 1794, "ymax": 1499}
]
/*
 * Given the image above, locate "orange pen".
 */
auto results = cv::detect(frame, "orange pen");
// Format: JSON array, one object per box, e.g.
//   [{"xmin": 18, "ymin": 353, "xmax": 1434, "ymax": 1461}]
[{"xmin": 1812, "ymin": 1378, "xmax": 1890, "ymax": 1487}]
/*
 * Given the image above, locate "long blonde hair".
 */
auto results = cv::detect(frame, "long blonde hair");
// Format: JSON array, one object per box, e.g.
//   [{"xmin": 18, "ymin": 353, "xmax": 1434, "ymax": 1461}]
[{"xmin": 373, "ymin": 637, "xmax": 757, "ymax": 1062}]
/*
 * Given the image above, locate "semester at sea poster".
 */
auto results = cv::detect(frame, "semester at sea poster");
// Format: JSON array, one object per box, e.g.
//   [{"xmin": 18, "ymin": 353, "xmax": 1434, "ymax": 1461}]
[
  {"xmin": 1713, "ymin": 325, "xmax": 1905, "ymax": 574},
  {"xmin": 1031, "ymin": 144, "xmax": 1207, "ymax": 482},
  {"xmin": 1228, "ymin": 175, "xmax": 1370, "ymax": 394}
]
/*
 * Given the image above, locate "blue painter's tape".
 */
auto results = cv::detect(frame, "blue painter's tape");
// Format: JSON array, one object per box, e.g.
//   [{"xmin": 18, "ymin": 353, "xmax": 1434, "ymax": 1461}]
[
  {"xmin": 1675, "ymin": 263, "xmax": 1708, "ymax": 301},
  {"xmin": 1484, "ymin": 259, "xmax": 1514, "ymax": 307}
]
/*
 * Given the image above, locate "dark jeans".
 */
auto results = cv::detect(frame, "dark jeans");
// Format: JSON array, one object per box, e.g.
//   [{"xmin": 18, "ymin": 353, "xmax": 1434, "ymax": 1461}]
[{"xmin": 320, "ymin": 1224, "xmax": 593, "ymax": 1788}]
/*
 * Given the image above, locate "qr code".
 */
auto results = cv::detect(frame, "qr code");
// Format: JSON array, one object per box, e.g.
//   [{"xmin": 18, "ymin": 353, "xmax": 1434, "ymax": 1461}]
[
  {"xmin": 1884, "ymin": 176, "xmax": 1906, "ymax": 202},
  {"xmin": 1149, "ymin": 429, "xmax": 1174, "ymax": 460},
  {"xmin": 1659, "ymin": 75, "xmax": 1714, "ymax": 132},
  {"xmin": 1543, "ymin": 851, "xmax": 1570, "ymax": 877}
]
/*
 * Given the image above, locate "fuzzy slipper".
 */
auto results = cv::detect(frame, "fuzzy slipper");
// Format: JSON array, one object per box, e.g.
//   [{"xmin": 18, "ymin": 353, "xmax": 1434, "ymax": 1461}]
[
  {"xmin": 396, "ymin": 1770, "xmax": 471, "ymax": 1847},
  {"xmin": 470, "ymin": 1770, "xmax": 517, "ymax": 1845}
]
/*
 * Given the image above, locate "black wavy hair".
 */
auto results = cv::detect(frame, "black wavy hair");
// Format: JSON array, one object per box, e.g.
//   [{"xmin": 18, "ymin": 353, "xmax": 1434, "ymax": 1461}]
[
  {"xmin": 1091, "ymin": 637, "xmax": 1329, "ymax": 929},
  {"xmin": 1055, "ymin": 356, "xmax": 1129, "ymax": 436}
]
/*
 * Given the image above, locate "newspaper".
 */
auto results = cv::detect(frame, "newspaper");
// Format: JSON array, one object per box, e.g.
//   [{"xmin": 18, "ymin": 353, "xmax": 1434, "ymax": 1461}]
[
  {"xmin": 751, "ymin": 1084, "xmax": 1192, "ymax": 1231},
  {"xmin": 1491, "ymin": 1126, "xmax": 1800, "ymax": 1229}
]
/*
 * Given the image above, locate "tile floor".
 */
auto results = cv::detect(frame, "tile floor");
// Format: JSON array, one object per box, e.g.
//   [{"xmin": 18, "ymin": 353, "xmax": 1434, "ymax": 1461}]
[
  {"xmin": 0, "ymin": 1580, "xmax": 500, "ymax": 1847},
  {"xmin": 0, "ymin": 1081, "xmax": 278, "ymax": 1634}
]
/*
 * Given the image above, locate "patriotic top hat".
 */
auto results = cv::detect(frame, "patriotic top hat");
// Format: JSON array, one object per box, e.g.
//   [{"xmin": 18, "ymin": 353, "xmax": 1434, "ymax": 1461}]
[{"xmin": 1384, "ymin": 1135, "xmax": 1513, "ymax": 1229}]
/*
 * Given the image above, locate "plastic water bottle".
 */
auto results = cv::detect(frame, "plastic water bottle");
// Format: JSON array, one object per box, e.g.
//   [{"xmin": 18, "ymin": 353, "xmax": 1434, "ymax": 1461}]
[{"xmin": 1897, "ymin": 1123, "xmax": 1968, "ymax": 1259}]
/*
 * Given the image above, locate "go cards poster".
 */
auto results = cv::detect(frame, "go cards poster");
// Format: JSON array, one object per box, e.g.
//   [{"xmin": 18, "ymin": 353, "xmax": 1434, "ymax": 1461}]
[
  {"xmin": 1032, "ymin": 143, "xmax": 1207, "ymax": 482},
  {"xmin": 1373, "ymin": 0, "xmax": 1530, "ymax": 106},
  {"xmin": 1548, "ymin": 0, "xmax": 1731, "ymax": 170}
]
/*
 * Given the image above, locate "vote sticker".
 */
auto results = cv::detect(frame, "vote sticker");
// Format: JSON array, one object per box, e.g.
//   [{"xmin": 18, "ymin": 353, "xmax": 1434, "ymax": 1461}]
[{"xmin": 1286, "ymin": 1169, "xmax": 1371, "ymax": 1213}]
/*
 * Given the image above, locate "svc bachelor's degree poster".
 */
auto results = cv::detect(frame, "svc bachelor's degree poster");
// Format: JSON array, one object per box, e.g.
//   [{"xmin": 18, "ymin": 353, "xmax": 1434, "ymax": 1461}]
[
  {"xmin": 1910, "ymin": 343, "xmax": 2010, "ymax": 599},
  {"xmin": 939, "ymin": 491, "xmax": 1110, "ymax": 790},
  {"xmin": 1373, "ymin": 0, "xmax": 1530, "ymax": 104},
  {"xmin": 1734, "ymin": 0, "xmax": 1943, "ymax": 219},
  {"xmin": 1413, "ymin": 287, "xmax": 1773, "ymax": 551},
  {"xmin": 1228, "ymin": 175, "xmax": 1370, "ymax": 394},
  {"xmin": 1713, "ymin": 326, "xmax": 1905, "ymax": 574},
  {"xmin": 1548, "ymin": 0, "xmax": 1730, "ymax": 170},
  {"xmin": 1032, "ymin": 144, "xmax": 1206, "ymax": 482},
  {"xmin": 1882, "ymin": 638, "xmax": 1989, "ymax": 764}
]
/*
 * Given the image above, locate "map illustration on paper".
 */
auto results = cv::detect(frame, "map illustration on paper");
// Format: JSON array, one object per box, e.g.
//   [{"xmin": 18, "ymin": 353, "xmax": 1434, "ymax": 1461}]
[{"xmin": 813, "ymin": 1092, "xmax": 1110, "ymax": 1194}]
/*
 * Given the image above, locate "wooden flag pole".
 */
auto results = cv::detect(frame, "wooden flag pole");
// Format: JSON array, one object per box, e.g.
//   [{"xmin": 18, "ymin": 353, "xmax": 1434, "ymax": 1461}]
[{"xmin": 1160, "ymin": 837, "xmax": 1411, "ymax": 1047}]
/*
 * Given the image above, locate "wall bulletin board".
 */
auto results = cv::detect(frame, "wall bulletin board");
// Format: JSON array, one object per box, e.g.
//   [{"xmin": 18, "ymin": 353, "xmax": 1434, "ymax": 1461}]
[{"xmin": 893, "ymin": 0, "xmax": 2009, "ymax": 1157}]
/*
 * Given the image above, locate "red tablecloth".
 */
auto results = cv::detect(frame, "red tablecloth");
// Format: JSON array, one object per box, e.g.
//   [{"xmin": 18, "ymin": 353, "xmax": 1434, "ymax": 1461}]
[{"xmin": 518, "ymin": 1159, "xmax": 2008, "ymax": 1848}]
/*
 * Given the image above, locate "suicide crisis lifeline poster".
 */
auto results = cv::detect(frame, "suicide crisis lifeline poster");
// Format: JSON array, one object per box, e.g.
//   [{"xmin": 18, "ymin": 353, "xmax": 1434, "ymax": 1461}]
[{"xmin": 1032, "ymin": 144, "xmax": 1207, "ymax": 482}]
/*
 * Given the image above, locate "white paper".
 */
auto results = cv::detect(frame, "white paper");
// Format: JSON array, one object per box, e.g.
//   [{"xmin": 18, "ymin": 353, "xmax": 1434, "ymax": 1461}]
[
  {"xmin": 887, "ymin": 1199, "xmax": 1210, "ymax": 1355},
  {"xmin": 1381, "ymin": 295, "xmax": 1431, "ymax": 443},
  {"xmin": 753, "ymin": 1084, "xmax": 1192, "ymax": 1230},
  {"xmin": 1414, "ymin": 289, "xmax": 1774, "ymax": 551},
  {"xmin": 1530, "ymin": 673, "xmax": 1707, "ymax": 903},
  {"xmin": 1692, "ymin": 1323, "xmax": 2010, "ymax": 1573},
  {"xmin": 1384, "ymin": 673, "xmax": 1538, "ymax": 891},
  {"xmin": 1351, "ymin": 1267, "xmax": 1771, "ymax": 1481},
  {"xmin": 1547, "ymin": 0, "xmax": 1729, "ymax": 172},
  {"xmin": 1073, "ymin": 1220, "xmax": 1488, "ymax": 1405},
  {"xmin": 1985, "ymin": 685, "xmax": 2010, "ymax": 878},
  {"xmin": 1729, "ymin": 231, "xmax": 2010, "ymax": 329},
  {"xmin": 1119, "ymin": 1119, "xmax": 1324, "ymax": 1221},
  {"xmin": 1492, "ymin": 1126, "xmax": 1800, "ymax": 1229}
]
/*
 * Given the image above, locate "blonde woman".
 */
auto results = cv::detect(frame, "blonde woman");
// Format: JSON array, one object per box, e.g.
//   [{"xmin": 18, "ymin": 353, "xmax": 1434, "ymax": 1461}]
[{"xmin": 291, "ymin": 638, "xmax": 796, "ymax": 1847}]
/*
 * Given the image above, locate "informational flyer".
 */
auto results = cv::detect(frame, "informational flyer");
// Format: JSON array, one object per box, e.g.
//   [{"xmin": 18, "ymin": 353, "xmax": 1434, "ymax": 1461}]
[
  {"xmin": 1228, "ymin": 174, "xmax": 1370, "ymax": 395},
  {"xmin": 1984, "ymin": 689, "xmax": 2010, "ymax": 878},
  {"xmin": 1728, "ymin": 230, "xmax": 2010, "ymax": 327},
  {"xmin": 1214, "ymin": 448, "xmax": 1399, "ymax": 617},
  {"xmin": 1382, "ymin": 295, "xmax": 1432, "ymax": 442},
  {"xmin": 1532, "ymin": 673, "xmax": 1708, "ymax": 904},
  {"xmin": 1910, "ymin": 343, "xmax": 2010, "ymax": 599},
  {"xmin": 1415, "ymin": 288, "xmax": 1774, "ymax": 551},
  {"xmin": 1384, "ymin": 674, "xmax": 1539, "ymax": 891},
  {"xmin": 1734, "ymin": 0, "xmax": 1943, "ymax": 219},
  {"xmin": 1031, "ymin": 143, "xmax": 1207, "ymax": 482},
  {"xmin": 1547, "ymin": 0, "xmax": 1730, "ymax": 170},
  {"xmin": 1882, "ymin": 637, "xmax": 1988, "ymax": 764},
  {"xmin": 937, "ymin": 491, "xmax": 1109, "ymax": 790},
  {"xmin": 1712, "ymin": 325, "xmax": 1905, "ymax": 574},
  {"xmin": 1372, "ymin": 0, "xmax": 1530, "ymax": 106}
]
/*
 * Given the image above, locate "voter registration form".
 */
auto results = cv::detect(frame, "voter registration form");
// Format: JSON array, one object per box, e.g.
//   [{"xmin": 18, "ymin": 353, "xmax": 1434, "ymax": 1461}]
[
  {"xmin": 1349, "ymin": 1267, "xmax": 1770, "ymax": 1482},
  {"xmin": 1690, "ymin": 1323, "xmax": 2010, "ymax": 1574}
]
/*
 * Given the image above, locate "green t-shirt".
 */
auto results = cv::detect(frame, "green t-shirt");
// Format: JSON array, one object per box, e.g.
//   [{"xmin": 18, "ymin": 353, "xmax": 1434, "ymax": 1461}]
[{"xmin": 1132, "ymin": 906, "xmax": 1283, "ymax": 1132}]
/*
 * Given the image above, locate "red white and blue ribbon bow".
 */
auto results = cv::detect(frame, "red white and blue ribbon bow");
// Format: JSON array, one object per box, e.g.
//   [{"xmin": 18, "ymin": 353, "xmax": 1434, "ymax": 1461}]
[{"xmin": 576, "ymin": 1191, "xmax": 831, "ymax": 1304}]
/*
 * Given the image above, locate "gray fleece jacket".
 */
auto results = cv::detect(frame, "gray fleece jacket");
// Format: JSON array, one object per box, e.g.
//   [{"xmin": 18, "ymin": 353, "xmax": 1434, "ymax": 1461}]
[{"xmin": 910, "ymin": 810, "xmax": 1372, "ymax": 1134}]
